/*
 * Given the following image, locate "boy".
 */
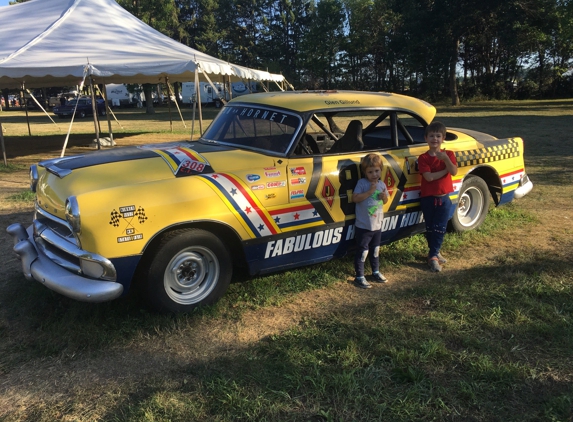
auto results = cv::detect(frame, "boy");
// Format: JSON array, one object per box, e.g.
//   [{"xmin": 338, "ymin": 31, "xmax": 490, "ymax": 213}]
[
  {"xmin": 352, "ymin": 153, "xmax": 390, "ymax": 288},
  {"xmin": 418, "ymin": 121, "xmax": 458, "ymax": 272}
]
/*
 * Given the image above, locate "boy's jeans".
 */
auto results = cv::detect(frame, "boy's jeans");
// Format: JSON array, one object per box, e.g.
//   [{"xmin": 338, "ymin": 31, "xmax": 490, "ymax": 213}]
[{"xmin": 420, "ymin": 195, "xmax": 452, "ymax": 259}]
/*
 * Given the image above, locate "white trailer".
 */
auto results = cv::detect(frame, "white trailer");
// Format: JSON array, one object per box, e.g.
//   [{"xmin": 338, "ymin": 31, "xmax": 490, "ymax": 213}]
[
  {"xmin": 181, "ymin": 81, "xmax": 258, "ymax": 106},
  {"xmin": 105, "ymin": 84, "xmax": 135, "ymax": 107},
  {"xmin": 230, "ymin": 81, "xmax": 258, "ymax": 97}
]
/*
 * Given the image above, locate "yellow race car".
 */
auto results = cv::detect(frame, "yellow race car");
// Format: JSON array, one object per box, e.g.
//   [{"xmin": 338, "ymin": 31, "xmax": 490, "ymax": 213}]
[{"xmin": 7, "ymin": 91, "xmax": 533, "ymax": 312}]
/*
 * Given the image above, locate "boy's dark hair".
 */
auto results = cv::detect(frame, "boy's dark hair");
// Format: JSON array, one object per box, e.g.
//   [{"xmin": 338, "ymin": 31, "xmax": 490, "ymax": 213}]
[
  {"xmin": 425, "ymin": 121, "xmax": 447, "ymax": 137},
  {"xmin": 360, "ymin": 153, "xmax": 383, "ymax": 173}
]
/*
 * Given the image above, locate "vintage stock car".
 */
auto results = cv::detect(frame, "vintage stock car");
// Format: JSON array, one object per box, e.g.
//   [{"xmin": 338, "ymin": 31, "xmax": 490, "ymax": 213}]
[{"xmin": 7, "ymin": 91, "xmax": 533, "ymax": 313}]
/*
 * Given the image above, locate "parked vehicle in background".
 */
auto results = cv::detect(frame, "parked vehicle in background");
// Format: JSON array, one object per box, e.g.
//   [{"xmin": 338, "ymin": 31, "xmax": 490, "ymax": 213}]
[
  {"xmin": 52, "ymin": 97, "xmax": 106, "ymax": 118},
  {"xmin": 181, "ymin": 81, "xmax": 258, "ymax": 107},
  {"xmin": 106, "ymin": 84, "xmax": 135, "ymax": 107},
  {"xmin": 8, "ymin": 90, "xmax": 533, "ymax": 313}
]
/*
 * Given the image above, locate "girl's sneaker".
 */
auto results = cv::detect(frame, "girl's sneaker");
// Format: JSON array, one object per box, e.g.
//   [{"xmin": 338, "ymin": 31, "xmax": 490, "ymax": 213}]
[
  {"xmin": 371, "ymin": 272, "xmax": 388, "ymax": 283},
  {"xmin": 354, "ymin": 277, "xmax": 372, "ymax": 289},
  {"xmin": 428, "ymin": 257, "xmax": 442, "ymax": 272},
  {"xmin": 437, "ymin": 252, "xmax": 447, "ymax": 264}
]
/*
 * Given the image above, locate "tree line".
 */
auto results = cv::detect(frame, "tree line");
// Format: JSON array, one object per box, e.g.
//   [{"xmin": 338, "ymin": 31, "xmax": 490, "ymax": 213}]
[{"xmin": 8, "ymin": 0, "xmax": 573, "ymax": 104}]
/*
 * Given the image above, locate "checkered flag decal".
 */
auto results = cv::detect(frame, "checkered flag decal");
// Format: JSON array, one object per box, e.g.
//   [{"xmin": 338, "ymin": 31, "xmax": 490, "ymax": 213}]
[
  {"xmin": 109, "ymin": 210, "xmax": 121, "ymax": 227},
  {"xmin": 135, "ymin": 207, "xmax": 147, "ymax": 224}
]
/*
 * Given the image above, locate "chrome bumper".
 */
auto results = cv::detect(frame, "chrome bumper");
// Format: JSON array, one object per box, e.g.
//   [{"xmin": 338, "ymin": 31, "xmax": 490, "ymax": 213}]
[
  {"xmin": 514, "ymin": 175, "xmax": 533, "ymax": 199},
  {"xmin": 6, "ymin": 223, "xmax": 123, "ymax": 302}
]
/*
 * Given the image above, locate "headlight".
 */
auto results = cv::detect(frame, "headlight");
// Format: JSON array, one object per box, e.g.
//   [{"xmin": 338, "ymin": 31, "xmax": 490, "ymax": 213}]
[
  {"xmin": 65, "ymin": 196, "xmax": 81, "ymax": 234},
  {"xmin": 30, "ymin": 165, "xmax": 38, "ymax": 192}
]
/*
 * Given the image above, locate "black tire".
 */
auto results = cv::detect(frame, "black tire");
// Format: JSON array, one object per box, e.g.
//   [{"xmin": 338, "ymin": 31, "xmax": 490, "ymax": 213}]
[
  {"xmin": 143, "ymin": 228, "xmax": 232, "ymax": 313},
  {"xmin": 99, "ymin": 108, "xmax": 106, "ymax": 116},
  {"xmin": 78, "ymin": 110, "xmax": 86, "ymax": 118},
  {"xmin": 450, "ymin": 176, "xmax": 490, "ymax": 232}
]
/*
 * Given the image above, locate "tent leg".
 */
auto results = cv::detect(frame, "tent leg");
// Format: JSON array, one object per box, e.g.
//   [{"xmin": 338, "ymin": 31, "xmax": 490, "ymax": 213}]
[
  {"xmin": 0, "ymin": 121, "xmax": 7, "ymax": 166},
  {"xmin": 165, "ymin": 79, "xmax": 173, "ymax": 132},
  {"xmin": 21, "ymin": 84, "xmax": 32, "ymax": 136},
  {"xmin": 166, "ymin": 77, "xmax": 186, "ymax": 129},
  {"xmin": 196, "ymin": 72, "xmax": 203, "ymax": 135},
  {"xmin": 25, "ymin": 88, "xmax": 59, "ymax": 127},
  {"xmin": 89, "ymin": 77, "xmax": 101, "ymax": 149},
  {"xmin": 191, "ymin": 68, "xmax": 198, "ymax": 141},
  {"xmin": 100, "ymin": 83, "xmax": 114, "ymax": 145}
]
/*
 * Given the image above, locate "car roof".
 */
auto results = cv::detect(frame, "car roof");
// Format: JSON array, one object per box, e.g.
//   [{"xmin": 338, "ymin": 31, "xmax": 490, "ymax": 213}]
[{"xmin": 228, "ymin": 90, "xmax": 437, "ymax": 125}]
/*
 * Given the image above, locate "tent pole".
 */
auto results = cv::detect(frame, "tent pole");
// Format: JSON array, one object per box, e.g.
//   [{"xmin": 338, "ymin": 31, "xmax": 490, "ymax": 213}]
[
  {"xmin": 95, "ymin": 84, "xmax": 123, "ymax": 129},
  {"xmin": 190, "ymin": 68, "xmax": 198, "ymax": 141},
  {"xmin": 227, "ymin": 75, "xmax": 233, "ymax": 101},
  {"xmin": 165, "ymin": 79, "xmax": 173, "ymax": 132},
  {"xmin": 165, "ymin": 77, "xmax": 186, "ymax": 129},
  {"xmin": 89, "ymin": 77, "xmax": 101, "ymax": 149},
  {"xmin": 25, "ymin": 88, "xmax": 59, "ymax": 127},
  {"xmin": 197, "ymin": 81, "xmax": 203, "ymax": 135},
  {"xmin": 0, "ymin": 122, "xmax": 7, "ymax": 166},
  {"xmin": 21, "ymin": 84, "xmax": 32, "ymax": 136},
  {"xmin": 101, "ymin": 83, "xmax": 114, "ymax": 145}
]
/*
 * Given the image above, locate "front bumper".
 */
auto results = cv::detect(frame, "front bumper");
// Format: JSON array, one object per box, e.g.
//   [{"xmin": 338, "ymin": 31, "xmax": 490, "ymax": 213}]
[{"xmin": 6, "ymin": 223, "xmax": 123, "ymax": 302}]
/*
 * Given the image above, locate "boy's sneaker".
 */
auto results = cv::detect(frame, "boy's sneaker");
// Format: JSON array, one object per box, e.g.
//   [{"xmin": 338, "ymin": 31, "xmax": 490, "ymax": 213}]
[
  {"xmin": 354, "ymin": 277, "xmax": 372, "ymax": 289},
  {"xmin": 371, "ymin": 272, "xmax": 388, "ymax": 283},
  {"xmin": 428, "ymin": 257, "xmax": 442, "ymax": 272},
  {"xmin": 437, "ymin": 252, "xmax": 447, "ymax": 264}
]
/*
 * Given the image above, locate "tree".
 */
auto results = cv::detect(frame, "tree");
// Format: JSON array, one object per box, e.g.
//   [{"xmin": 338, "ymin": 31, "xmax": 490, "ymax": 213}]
[{"xmin": 300, "ymin": 0, "xmax": 346, "ymax": 88}]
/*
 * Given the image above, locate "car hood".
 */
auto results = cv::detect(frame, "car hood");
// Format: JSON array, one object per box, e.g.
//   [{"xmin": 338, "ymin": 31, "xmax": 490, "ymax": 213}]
[
  {"xmin": 36, "ymin": 141, "xmax": 279, "ymax": 216},
  {"xmin": 39, "ymin": 140, "xmax": 262, "ymax": 176}
]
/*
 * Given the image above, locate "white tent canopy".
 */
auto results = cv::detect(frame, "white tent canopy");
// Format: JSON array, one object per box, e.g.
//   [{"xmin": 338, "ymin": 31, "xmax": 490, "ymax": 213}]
[{"xmin": 0, "ymin": 0, "xmax": 285, "ymax": 89}]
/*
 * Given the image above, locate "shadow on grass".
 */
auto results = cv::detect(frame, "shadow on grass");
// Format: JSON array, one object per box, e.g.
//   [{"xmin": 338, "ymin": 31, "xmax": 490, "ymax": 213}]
[
  {"xmin": 24, "ymin": 250, "xmax": 564, "ymax": 422},
  {"xmin": 100, "ymin": 249, "xmax": 571, "ymax": 421}
]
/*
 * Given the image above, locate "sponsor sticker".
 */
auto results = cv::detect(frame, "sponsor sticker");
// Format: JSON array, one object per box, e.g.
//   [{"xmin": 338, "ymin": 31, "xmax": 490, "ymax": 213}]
[
  {"xmin": 290, "ymin": 167, "xmax": 306, "ymax": 175},
  {"xmin": 265, "ymin": 170, "xmax": 281, "ymax": 178},
  {"xmin": 110, "ymin": 205, "xmax": 147, "ymax": 243},
  {"xmin": 251, "ymin": 184, "xmax": 265, "ymax": 190},
  {"xmin": 290, "ymin": 177, "xmax": 306, "ymax": 185},
  {"xmin": 290, "ymin": 189, "xmax": 305, "ymax": 199},
  {"xmin": 266, "ymin": 181, "xmax": 286, "ymax": 189},
  {"xmin": 117, "ymin": 234, "xmax": 144, "ymax": 243},
  {"xmin": 246, "ymin": 174, "xmax": 261, "ymax": 182}
]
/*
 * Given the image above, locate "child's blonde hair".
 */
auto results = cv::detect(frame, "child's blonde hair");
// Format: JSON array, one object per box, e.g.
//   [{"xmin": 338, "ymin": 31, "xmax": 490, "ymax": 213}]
[
  {"xmin": 360, "ymin": 153, "xmax": 383, "ymax": 173},
  {"xmin": 425, "ymin": 121, "xmax": 447, "ymax": 137}
]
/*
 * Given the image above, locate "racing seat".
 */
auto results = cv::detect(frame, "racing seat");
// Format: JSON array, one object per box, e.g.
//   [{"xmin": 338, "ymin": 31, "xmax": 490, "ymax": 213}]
[{"xmin": 328, "ymin": 120, "xmax": 364, "ymax": 153}]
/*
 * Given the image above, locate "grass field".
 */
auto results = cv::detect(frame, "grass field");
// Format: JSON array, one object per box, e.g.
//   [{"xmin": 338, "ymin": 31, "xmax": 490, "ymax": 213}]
[{"xmin": 0, "ymin": 99, "xmax": 572, "ymax": 421}]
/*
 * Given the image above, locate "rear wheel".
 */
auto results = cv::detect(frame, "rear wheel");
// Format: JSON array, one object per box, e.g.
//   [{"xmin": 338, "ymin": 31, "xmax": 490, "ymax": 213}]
[
  {"xmin": 450, "ymin": 176, "xmax": 490, "ymax": 232},
  {"xmin": 143, "ymin": 228, "xmax": 232, "ymax": 313},
  {"xmin": 78, "ymin": 110, "xmax": 86, "ymax": 118}
]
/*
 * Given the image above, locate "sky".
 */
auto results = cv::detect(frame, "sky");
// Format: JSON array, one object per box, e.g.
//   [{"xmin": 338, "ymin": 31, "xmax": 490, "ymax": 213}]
[{"xmin": 0, "ymin": 1, "xmax": 13, "ymax": 6}]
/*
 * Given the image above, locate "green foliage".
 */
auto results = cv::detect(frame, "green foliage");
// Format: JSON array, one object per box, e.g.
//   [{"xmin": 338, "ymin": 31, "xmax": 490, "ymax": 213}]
[
  {"xmin": 0, "ymin": 163, "xmax": 27, "ymax": 173},
  {"xmin": 7, "ymin": 190, "xmax": 35, "ymax": 202}
]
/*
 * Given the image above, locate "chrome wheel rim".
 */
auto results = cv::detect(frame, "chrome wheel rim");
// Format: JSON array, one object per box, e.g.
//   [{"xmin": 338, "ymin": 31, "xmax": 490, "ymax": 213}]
[
  {"xmin": 457, "ymin": 186, "xmax": 484, "ymax": 228},
  {"xmin": 164, "ymin": 246, "xmax": 219, "ymax": 305}
]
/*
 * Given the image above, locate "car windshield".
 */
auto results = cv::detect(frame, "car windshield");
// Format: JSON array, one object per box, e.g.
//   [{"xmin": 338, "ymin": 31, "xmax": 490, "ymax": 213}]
[{"xmin": 201, "ymin": 105, "xmax": 302, "ymax": 154}]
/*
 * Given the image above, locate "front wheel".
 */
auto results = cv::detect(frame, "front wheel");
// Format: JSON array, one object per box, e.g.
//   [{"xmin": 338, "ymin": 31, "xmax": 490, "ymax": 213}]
[
  {"xmin": 449, "ymin": 176, "xmax": 491, "ymax": 232},
  {"xmin": 143, "ymin": 229, "xmax": 232, "ymax": 313}
]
